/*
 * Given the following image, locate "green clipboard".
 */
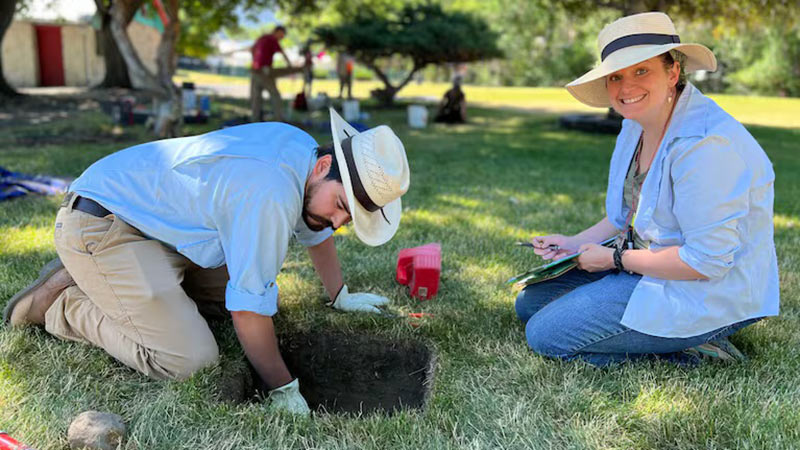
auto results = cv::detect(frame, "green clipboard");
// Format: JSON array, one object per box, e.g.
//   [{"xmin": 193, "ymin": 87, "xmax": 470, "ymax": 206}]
[{"xmin": 507, "ymin": 237, "xmax": 616, "ymax": 288}]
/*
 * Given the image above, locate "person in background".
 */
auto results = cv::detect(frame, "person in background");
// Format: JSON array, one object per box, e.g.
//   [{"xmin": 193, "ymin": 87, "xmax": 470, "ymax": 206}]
[
  {"xmin": 515, "ymin": 12, "xmax": 778, "ymax": 366},
  {"xmin": 251, "ymin": 25, "xmax": 308, "ymax": 122},
  {"xmin": 337, "ymin": 52, "xmax": 354, "ymax": 100},
  {"xmin": 302, "ymin": 40, "xmax": 314, "ymax": 100},
  {"xmin": 434, "ymin": 76, "xmax": 467, "ymax": 124}
]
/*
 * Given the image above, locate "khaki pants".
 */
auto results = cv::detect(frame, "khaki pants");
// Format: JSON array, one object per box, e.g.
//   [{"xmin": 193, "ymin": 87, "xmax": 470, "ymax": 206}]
[
  {"xmin": 250, "ymin": 66, "xmax": 303, "ymax": 122},
  {"xmin": 47, "ymin": 194, "xmax": 229, "ymax": 380}
]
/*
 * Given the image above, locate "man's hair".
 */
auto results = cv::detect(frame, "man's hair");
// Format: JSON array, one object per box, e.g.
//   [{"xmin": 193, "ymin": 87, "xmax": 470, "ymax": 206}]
[
  {"xmin": 273, "ymin": 25, "xmax": 286, "ymax": 34},
  {"xmin": 660, "ymin": 50, "xmax": 687, "ymax": 92},
  {"xmin": 315, "ymin": 143, "xmax": 342, "ymax": 183}
]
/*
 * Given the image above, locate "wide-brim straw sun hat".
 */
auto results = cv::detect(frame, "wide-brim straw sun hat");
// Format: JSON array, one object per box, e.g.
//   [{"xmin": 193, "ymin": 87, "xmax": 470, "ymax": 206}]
[
  {"xmin": 566, "ymin": 12, "xmax": 717, "ymax": 108},
  {"xmin": 329, "ymin": 107, "xmax": 410, "ymax": 246}
]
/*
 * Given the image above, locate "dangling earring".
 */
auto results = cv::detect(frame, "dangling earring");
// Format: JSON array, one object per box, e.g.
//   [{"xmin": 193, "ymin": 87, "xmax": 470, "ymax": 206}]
[{"xmin": 667, "ymin": 89, "xmax": 673, "ymax": 103}]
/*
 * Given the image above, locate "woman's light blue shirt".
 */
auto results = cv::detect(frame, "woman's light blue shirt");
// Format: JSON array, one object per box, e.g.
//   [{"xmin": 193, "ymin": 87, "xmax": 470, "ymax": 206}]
[
  {"xmin": 606, "ymin": 83, "xmax": 779, "ymax": 338},
  {"xmin": 69, "ymin": 122, "xmax": 333, "ymax": 317}
]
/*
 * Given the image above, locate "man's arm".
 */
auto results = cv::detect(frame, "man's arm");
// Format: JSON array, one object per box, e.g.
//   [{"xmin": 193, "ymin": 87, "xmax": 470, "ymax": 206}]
[
  {"xmin": 281, "ymin": 49, "xmax": 293, "ymax": 69},
  {"xmin": 306, "ymin": 235, "xmax": 390, "ymax": 313},
  {"xmin": 215, "ymin": 181, "xmax": 299, "ymax": 389},
  {"xmin": 307, "ymin": 235, "xmax": 343, "ymax": 302},
  {"xmin": 231, "ymin": 310, "xmax": 293, "ymax": 389}
]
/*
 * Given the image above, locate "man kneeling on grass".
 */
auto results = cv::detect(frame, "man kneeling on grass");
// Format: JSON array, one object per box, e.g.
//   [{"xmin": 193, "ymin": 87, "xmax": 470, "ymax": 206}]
[{"xmin": 4, "ymin": 108, "xmax": 410, "ymax": 415}]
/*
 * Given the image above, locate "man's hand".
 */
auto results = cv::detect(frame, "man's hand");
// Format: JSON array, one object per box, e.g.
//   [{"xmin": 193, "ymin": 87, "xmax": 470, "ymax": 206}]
[
  {"xmin": 268, "ymin": 378, "xmax": 310, "ymax": 416},
  {"xmin": 331, "ymin": 284, "xmax": 389, "ymax": 313}
]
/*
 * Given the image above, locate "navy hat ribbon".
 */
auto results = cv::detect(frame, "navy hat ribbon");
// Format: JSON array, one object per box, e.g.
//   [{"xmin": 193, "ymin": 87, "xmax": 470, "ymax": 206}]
[{"xmin": 601, "ymin": 33, "xmax": 680, "ymax": 61}]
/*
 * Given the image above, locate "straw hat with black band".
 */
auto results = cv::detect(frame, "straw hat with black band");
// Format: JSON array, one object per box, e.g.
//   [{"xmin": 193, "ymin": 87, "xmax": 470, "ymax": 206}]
[
  {"xmin": 329, "ymin": 107, "xmax": 410, "ymax": 247},
  {"xmin": 566, "ymin": 12, "xmax": 717, "ymax": 107}
]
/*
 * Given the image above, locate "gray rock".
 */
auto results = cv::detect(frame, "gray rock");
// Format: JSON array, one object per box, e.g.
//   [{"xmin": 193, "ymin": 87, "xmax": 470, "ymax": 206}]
[{"xmin": 67, "ymin": 411, "xmax": 126, "ymax": 450}]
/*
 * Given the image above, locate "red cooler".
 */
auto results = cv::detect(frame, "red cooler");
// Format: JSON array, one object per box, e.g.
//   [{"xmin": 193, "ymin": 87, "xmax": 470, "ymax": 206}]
[
  {"xmin": 0, "ymin": 431, "xmax": 36, "ymax": 450},
  {"xmin": 396, "ymin": 243, "xmax": 441, "ymax": 300}
]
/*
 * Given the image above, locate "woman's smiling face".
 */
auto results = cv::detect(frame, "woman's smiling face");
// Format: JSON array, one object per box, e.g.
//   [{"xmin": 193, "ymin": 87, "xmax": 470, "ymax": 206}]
[{"xmin": 605, "ymin": 55, "xmax": 679, "ymax": 123}]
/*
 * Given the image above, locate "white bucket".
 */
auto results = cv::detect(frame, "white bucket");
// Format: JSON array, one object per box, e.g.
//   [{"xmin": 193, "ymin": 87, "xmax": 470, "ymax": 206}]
[
  {"xmin": 407, "ymin": 105, "xmax": 428, "ymax": 129},
  {"xmin": 181, "ymin": 88, "xmax": 196, "ymax": 114},
  {"xmin": 343, "ymin": 100, "xmax": 360, "ymax": 122}
]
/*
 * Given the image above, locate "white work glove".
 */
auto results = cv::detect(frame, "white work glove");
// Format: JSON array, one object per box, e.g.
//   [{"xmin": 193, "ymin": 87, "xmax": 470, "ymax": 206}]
[
  {"xmin": 267, "ymin": 378, "xmax": 310, "ymax": 416},
  {"xmin": 331, "ymin": 284, "xmax": 390, "ymax": 314}
]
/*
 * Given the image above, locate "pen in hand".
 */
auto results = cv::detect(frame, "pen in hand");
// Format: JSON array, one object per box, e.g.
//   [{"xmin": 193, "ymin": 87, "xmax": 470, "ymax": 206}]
[{"xmin": 515, "ymin": 242, "xmax": 560, "ymax": 252}]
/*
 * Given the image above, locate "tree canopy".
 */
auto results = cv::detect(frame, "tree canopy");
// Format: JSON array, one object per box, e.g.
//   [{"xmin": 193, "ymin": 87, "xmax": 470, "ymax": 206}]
[
  {"xmin": 315, "ymin": 3, "xmax": 501, "ymax": 104},
  {"xmin": 2, "ymin": 0, "xmax": 798, "ymax": 100},
  {"xmin": 178, "ymin": 0, "xmax": 276, "ymax": 58},
  {"xmin": 555, "ymin": 0, "xmax": 799, "ymax": 25},
  {"xmin": 431, "ymin": 0, "xmax": 800, "ymax": 96}
]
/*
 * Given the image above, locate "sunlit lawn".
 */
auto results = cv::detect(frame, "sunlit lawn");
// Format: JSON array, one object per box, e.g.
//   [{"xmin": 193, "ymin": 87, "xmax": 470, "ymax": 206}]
[
  {"xmin": 177, "ymin": 69, "xmax": 800, "ymax": 128},
  {"xmin": 1, "ymin": 92, "xmax": 800, "ymax": 449}
]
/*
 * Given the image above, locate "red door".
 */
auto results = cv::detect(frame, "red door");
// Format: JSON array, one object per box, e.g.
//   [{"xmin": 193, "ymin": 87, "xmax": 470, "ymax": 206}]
[{"xmin": 35, "ymin": 25, "xmax": 65, "ymax": 86}]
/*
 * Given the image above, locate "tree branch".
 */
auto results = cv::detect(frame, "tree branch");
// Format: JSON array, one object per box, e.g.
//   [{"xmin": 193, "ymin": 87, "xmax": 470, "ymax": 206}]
[
  {"xmin": 364, "ymin": 59, "xmax": 395, "ymax": 91},
  {"xmin": 394, "ymin": 62, "xmax": 423, "ymax": 93}
]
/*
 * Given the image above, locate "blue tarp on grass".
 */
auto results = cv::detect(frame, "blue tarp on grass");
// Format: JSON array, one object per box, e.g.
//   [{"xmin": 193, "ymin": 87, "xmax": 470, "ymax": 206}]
[{"xmin": 0, "ymin": 166, "xmax": 71, "ymax": 202}]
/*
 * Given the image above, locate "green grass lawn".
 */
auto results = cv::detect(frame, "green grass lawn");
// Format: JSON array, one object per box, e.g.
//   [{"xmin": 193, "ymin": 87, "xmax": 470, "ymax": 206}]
[
  {"xmin": 177, "ymin": 69, "xmax": 800, "ymax": 128},
  {"xmin": 1, "ymin": 95, "xmax": 800, "ymax": 449}
]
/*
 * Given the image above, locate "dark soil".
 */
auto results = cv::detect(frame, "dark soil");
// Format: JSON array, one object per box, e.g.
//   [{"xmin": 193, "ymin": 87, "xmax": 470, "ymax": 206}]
[
  {"xmin": 222, "ymin": 331, "xmax": 436, "ymax": 415},
  {"xmin": 215, "ymin": 358, "xmax": 255, "ymax": 405}
]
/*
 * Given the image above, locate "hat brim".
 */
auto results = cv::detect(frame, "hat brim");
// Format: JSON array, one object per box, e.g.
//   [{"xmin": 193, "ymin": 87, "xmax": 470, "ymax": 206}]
[
  {"xmin": 329, "ymin": 107, "xmax": 401, "ymax": 247},
  {"xmin": 566, "ymin": 43, "xmax": 717, "ymax": 107}
]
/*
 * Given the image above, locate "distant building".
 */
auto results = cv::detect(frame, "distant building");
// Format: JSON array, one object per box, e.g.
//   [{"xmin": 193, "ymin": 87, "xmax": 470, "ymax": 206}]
[{"xmin": 1, "ymin": 8, "xmax": 162, "ymax": 88}]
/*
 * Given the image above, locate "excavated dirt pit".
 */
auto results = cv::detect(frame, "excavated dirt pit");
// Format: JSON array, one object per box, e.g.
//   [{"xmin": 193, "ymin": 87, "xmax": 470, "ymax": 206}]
[{"xmin": 219, "ymin": 332, "xmax": 436, "ymax": 415}]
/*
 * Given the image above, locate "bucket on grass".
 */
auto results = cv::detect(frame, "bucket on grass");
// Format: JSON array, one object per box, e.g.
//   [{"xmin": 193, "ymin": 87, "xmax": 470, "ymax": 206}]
[
  {"xmin": 181, "ymin": 82, "xmax": 197, "ymax": 114},
  {"xmin": 407, "ymin": 105, "xmax": 428, "ymax": 129},
  {"xmin": 343, "ymin": 100, "xmax": 360, "ymax": 122}
]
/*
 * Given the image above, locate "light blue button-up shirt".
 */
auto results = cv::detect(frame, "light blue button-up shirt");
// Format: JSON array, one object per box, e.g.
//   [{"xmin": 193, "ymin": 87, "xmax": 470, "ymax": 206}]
[
  {"xmin": 607, "ymin": 83, "xmax": 779, "ymax": 338},
  {"xmin": 69, "ymin": 123, "xmax": 333, "ymax": 317}
]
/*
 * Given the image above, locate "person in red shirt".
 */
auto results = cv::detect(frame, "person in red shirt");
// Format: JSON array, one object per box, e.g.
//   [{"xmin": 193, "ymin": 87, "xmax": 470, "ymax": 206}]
[{"xmin": 251, "ymin": 25, "xmax": 307, "ymax": 122}]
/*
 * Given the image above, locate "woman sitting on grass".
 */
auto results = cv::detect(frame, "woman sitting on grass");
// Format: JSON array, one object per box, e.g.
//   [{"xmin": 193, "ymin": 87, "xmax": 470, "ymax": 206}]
[{"xmin": 515, "ymin": 12, "xmax": 778, "ymax": 366}]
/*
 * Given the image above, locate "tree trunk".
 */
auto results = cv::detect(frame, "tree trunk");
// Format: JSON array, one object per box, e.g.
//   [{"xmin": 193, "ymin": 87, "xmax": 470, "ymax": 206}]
[
  {"xmin": 365, "ymin": 60, "xmax": 422, "ymax": 107},
  {"xmin": 109, "ymin": 0, "xmax": 164, "ymax": 94},
  {"xmin": 95, "ymin": 0, "xmax": 134, "ymax": 88},
  {"xmin": 365, "ymin": 61, "xmax": 397, "ymax": 106},
  {"xmin": 0, "ymin": 0, "xmax": 19, "ymax": 97},
  {"xmin": 107, "ymin": 0, "xmax": 182, "ymax": 137},
  {"xmin": 151, "ymin": 0, "xmax": 181, "ymax": 137}
]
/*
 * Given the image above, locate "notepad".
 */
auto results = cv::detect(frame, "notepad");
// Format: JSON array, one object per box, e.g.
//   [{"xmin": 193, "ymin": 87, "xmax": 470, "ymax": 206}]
[{"xmin": 507, "ymin": 237, "xmax": 616, "ymax": 287}]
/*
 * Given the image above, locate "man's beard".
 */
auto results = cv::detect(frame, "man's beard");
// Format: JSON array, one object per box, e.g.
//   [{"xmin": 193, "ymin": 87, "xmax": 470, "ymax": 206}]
[{"xmin": 302, "ymin": 180, "xmax": 334, "ymax": 231}]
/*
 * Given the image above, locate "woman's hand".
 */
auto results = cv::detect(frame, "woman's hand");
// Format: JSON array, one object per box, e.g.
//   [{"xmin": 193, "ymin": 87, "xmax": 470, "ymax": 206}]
[
  {"xmin": 530, "ymin": 234, "xmax": 577, "ymax": 260},
  {"xmin": 576, "ymin": 243, "xmax": 615, "ymax": 272}
]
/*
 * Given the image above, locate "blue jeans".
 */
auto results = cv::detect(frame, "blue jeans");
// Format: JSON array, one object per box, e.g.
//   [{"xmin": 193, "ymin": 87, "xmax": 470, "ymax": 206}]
[{"xmin": 515, "ymin": 269, "xmax": 759, "ymax": 367}]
